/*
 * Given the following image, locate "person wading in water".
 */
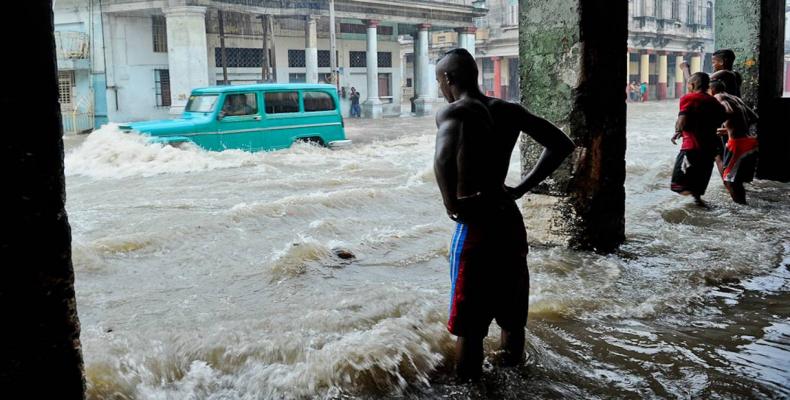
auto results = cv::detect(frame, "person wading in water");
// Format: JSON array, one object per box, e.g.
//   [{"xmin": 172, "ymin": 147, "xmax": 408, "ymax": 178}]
[
  {"xmin": 671, "ymin": 72, "xmax": 726, "ymax": 207},
  {"xmin": 433, "ymin": 48, "xmax": 574, "ymax": 381}
]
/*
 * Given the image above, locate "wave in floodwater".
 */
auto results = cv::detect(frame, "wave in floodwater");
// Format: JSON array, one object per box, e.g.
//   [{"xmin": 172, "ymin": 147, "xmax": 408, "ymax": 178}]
[{"xmin": 65, "ymin": 103, "xmax": 790, "ymax": 399}]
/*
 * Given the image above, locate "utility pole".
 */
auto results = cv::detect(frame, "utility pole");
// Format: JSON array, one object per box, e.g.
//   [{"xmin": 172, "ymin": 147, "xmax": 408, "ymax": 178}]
[
  {"xmin": 269, "ymin": 15, "xmax": 277, "ymax": 82},
  {"xmin": 258, "ymin": 14, "xmax": 270, "ymax": 82},
  {"xmin": 218, "ymin": 9, "xmax": 228, "ymax": 85},
  {"xmin": 329, "ymin": 0, "xmax": 338, "ymax": 89}
]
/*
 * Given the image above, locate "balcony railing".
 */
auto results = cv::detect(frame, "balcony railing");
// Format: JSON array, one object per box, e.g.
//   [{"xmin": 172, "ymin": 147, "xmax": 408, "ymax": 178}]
[{"xmin": 55, "ymin": 31, "xmax": 90, "ymax": 60}]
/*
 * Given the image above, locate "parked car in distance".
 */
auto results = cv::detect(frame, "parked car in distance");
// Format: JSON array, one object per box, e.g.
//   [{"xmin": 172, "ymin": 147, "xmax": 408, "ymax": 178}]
[{"xmin": 119, "ymin": 83, "xmax": 351, "ymax": 152}]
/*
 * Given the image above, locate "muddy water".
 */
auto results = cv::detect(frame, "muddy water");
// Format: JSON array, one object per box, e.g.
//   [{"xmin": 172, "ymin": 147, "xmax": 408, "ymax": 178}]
[{"xmin": 64, "ymin": 101, "xmax": 789, "ymax": 399}]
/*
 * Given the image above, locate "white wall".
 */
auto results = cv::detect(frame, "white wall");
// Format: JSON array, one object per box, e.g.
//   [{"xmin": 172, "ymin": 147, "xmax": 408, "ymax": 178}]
[
  {"xmin": 105, "ymin": 14, "xmax": 171, "ymax": 122},
  {"xmin": 207, "ymin": 33, "xmax": 402, "ymax": 117},
  {"xmin": 101, "ymin": 12, "xmax": 405, "ymax": 121}
]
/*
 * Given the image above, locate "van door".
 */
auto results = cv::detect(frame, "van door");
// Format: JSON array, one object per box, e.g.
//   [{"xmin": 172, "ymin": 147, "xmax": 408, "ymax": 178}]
[
  {"xmin": 262, "ymin": 91, "xmax": 302, "ymax": 149},
  {"xmin": 301, "ymin": 90, "xmax": 344, "ymax": 144},
  {"xmin": 217, "ymin": 92, "xmax": 262, "ymax": 151}
]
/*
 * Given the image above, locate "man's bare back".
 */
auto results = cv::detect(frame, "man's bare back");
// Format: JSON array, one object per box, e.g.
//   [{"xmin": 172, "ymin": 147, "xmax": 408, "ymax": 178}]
[{"xmin": 433, "ymin": 48, "xmax": 574, "ymax": 381}]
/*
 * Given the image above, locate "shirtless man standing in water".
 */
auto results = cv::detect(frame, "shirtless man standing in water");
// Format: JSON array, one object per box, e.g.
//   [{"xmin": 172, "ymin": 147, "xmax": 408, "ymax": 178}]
[{"xmin": 433, "ymin": 48, "xmax": 574, "ymax": 381}]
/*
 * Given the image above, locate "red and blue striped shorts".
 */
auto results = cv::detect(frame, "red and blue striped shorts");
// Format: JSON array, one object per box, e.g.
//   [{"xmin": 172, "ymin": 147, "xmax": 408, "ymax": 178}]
[{"xmin": 448, "ymin": 207, "xmax": 529, "ymax": 337}]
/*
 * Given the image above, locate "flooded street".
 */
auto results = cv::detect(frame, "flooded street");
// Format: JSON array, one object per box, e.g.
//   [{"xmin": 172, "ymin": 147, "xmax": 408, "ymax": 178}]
[{"xmin": 64, "ymin": 100, "xmax": 790, "ymax": 399}]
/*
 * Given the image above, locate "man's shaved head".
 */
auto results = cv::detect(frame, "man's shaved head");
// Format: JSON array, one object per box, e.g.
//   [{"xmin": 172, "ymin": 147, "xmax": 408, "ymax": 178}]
[
  {"xmin": 709, "ymin": 80, "xmax": 727, "ymax": 95},
  {"xmin": 436, "ymin": 48, "xmax": 479, "ymax": 88},
  {"xmin": 689, "ymin": 72, "xmax": 710, "ymax": 92},
  {"xmin": 712, "ymin": 49, "xmax": 736, "ymax": 69}
]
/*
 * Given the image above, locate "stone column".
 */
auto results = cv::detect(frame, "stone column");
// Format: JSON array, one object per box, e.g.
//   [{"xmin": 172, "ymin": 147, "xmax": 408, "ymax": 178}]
[
  {"xmin": 2, "ymin": 1, "xmax": 85, "ymax": 396},
  {"xmin": 493, "ymin": 57, "xmax": 503, "ymax": 98},
  {"xmin": 456, "ymin": 30, "xmax": 467, "ymax": 50},
  {"xmin": 164, "ymin": 6, "xmax": 209, "ymax": 114},
  {"xmin": 305, "ymin": 16, "xmax": 318, "ymax": 84},
  {"xmin": 414, "ymin": 23, "xmax": 432, "ymax": 116},
  {"xmin": 657, "ymin": 51, "xmax": 668, "ymax": 100},
  {"xmin": 690, "ymin": 53, "xmax": 702, "ymax": 73},
  {"xmin": 717, "ymin": 0, "xmax": 789, "ymax": 181},
  {"xmin": 456, "ymin": 27, "xmax": 476, "ymax": 57},
  {"xmin": 785, "ymin": 62, "xmax": 790, "ymax": 94},
  {"xmin": 626, "ymin": 50, "xmax": 630, "ymax": 84},
  {"xmin": 640, "ymin": 51, "xmax": 650, "ymax": 100},
  {"xmin": 675, "ymin": 53, "xmax": 685, "ymax": 98},
  {"xmin": 520, "ymin": 0, "xmax": 628, "ymax": 252},
  {"xmin": 362, "ymin": 19, "xmax": 382, "ymax": 118}
]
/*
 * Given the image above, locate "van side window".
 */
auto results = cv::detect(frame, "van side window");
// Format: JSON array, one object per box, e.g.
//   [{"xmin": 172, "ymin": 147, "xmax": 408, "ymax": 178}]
[
  {"xmin": 221, "ymin": 93, "xmax": 258, "ymax": 116},
  {"xmin": 303, "ymin": 91, "xmax": 335, "ymax": 112},
  {"xmin": 265, "ymin": 92, "xmax": 299, "ymax": 114}
]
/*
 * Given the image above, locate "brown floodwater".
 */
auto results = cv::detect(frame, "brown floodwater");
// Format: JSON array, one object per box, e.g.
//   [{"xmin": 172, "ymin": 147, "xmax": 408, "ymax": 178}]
[{"xmin": 64, "ymin": 101, "xmax": 789, "ymax": 399}]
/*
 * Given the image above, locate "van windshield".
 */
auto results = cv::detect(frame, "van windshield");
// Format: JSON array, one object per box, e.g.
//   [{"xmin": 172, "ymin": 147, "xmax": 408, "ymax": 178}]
[{"xmin": 185, "ymin": 95, "xmax": 219, "ymax": 113}]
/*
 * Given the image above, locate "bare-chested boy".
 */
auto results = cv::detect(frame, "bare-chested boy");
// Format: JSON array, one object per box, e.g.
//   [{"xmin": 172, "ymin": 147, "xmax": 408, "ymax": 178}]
[{"xmin": 709, "ymin": 80, "xmax": 759, "ymax": 204}]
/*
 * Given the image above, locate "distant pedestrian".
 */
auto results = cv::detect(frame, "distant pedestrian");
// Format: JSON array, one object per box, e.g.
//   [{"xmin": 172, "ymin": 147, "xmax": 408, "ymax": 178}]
[
  {"xmin": 640, "ymin": 82, "xmax": 648, "ymax": 102},
  {"xmin": 670, "ymin": 72, "xmax": 726, "ymax": 207},
  {"xmin": 349, "ymin": 87, "xmax": 361, "ymax": 118},
  {"xmin": 630, "ymin": 82, "xmax": 639, "ymax": 102}
]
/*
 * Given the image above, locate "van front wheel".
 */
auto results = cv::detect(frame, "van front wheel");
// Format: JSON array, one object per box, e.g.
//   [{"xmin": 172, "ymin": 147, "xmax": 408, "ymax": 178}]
[{"xmin": 294, "ymin": 136, "xmax": 325, "ymax": 147}]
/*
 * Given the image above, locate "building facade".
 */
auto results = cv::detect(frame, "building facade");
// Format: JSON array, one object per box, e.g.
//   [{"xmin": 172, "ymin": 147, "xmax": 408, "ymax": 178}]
[
  {"xmin": 467, "ymin": 0, "xmax": 716, "ymax": 102},
  {"xmin": 626, "ymin": 0, "xmax": 716, "ymax": 100},
  {"xmin": 53, "ymin": 0, "xmax": 109, "ymax": 133},
  {"xmin": 53, "ymin": 0, "xmax": 484, "ymax": 126}
]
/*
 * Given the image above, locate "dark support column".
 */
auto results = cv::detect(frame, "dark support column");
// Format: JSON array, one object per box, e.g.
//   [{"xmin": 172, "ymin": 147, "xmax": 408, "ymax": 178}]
[
  {"xmin": 716, "ymin": 0, "xmax": 789, "ymax": 181},
  {"xmin": 0, "ymin": 1, "xmax": 85, "ymax": 397},
  {"xmin": 519, "ymin": 0, "xmax": 628, "ymax": 252}
]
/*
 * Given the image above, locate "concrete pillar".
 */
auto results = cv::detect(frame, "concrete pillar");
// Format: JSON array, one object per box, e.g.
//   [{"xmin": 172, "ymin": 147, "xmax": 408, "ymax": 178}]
[
  {"xmin": 164, "ymin": 6, "xmax": 209, "ymax": 114},
  {"xmin": 414, "ymin": 23, "xmax": 432, "ymax": 116},
  {"xmin": 493, "ymin": 57, "xmax": 503, "ymax": 98},
  {"xmin": 625, "ymin": 50, "xmax": 631, "ymax": 85},
  {"xmin": 690, "ymin": 53, "xmax": 702, "ymax": 73},
  {"xmin": 717, "ymin": 0, "xmax": 789, "ymax": 181},
  {"xmin": 456, "ymin": 30, "xmax": 467, "ymax": 50},
  {"xmin": 657, "ymin": 52, "xmax": 668, "ymax": 100},
  {"xmin": 785, "ymin": 62, "xmax": 790, "ymax": 94},
  {"xmin": 520, "ymin": 0, "xmax": 628, "ymax": 252},
  {"xmin": 2, "ymin": 1, "xmax": 85, "ymax": 396},
  {"xmin": 305, "ymin": 16, "xmax": 318, "ymax": 84},
  {"xmin": 675, "ymin": 54, "xmax": 685, "ymax": 98},
  {"xmin": 362, "ymin": 19, "xmax": 382, "ymax": 118},
  {"xmin": 456, "ymin": 27, "xmax": 476, "ymax": 57},
  {"xmin": 640, "ymin": 51, "xmax": 650, "ymax": 100}
]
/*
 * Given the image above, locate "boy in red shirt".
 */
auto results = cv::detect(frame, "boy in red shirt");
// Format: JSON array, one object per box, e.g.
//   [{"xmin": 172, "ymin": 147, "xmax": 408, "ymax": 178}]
[{"xmin": 671, "ymin": 73, "xmax": 726, "ymax": 206}]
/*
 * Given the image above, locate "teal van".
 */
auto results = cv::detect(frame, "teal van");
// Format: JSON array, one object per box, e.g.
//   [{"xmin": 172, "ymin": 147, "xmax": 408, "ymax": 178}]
[{"xmin": 119, "ymin": 83, "xmax": 350, "ymax": 152}]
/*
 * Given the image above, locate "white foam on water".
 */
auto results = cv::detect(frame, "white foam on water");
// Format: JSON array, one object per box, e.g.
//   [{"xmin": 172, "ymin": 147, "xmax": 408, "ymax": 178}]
[
  {"xmin": 65, "ymin": 124, "xmax": 266, "ymax": 179},
  {"xmin": 83, "ymin": 290, "xmax": 450, "ymax": 400}
]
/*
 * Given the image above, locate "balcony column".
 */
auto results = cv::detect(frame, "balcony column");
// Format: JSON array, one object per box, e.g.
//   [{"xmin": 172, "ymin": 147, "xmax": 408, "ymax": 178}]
[
  {"xmin": 626, "ymin": 50, "xmax": 630, "ymax": 84},
  {"xmin": 362, "ymin": 19, "xmax": 382, "ymax": 118},
  {"xmin": 657, "ymin": 51, "xmax": 668, "ymax": 100},
  {"xmin": 456, "ymin": 26, "xmax": 476, "ymax": 57},
  {"xmin": 164, "ymin": 6, "xmax": 209, "ymax": 114},
  {"xmin": 690, "ymin": 53, "xmax": 702, "ymax": 73},
  {"xmin": 305, "ymin": 16, "xmax": 319, "ymax": 84},
  {"xmin": 785, "ymin": 61, "xmax": 790, "ymax": 94},
  {"xmin": 414, "ymin": 23, "xmax": 432, "ymax": 116},
  {"xmin": 675, "ymin": 53, "xmax": 685, "ymax": 97},
  {"xmin": 493, "ymin": 56, "xmax": 503, "ymax": 98},
  {"xmin": 640, "ymin": 50, "xmax": 650, "ymax": 101}
]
